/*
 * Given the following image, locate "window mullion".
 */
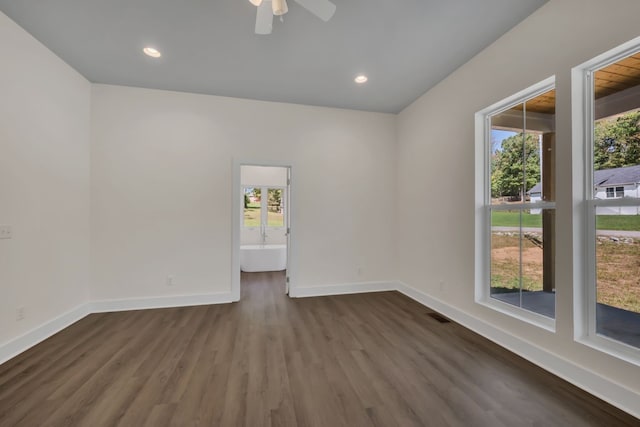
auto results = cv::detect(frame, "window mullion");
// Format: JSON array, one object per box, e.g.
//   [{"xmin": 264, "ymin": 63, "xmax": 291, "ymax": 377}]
[{"xmin": 261, "ymin": 187, "xmax": 267, "ymax": 228}]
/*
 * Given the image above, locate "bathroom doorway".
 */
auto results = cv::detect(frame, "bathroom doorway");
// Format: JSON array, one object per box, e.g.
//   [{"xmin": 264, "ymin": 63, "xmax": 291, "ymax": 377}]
[{"xmin": 232, "ymin": 163, "xmax": 291, "ymax": 300}]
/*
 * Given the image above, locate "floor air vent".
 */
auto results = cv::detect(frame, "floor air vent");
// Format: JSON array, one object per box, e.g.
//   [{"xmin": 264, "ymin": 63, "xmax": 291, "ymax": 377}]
[{"xmin": 427, "ymin": 312, "xmax": 451, "ymax": 323}]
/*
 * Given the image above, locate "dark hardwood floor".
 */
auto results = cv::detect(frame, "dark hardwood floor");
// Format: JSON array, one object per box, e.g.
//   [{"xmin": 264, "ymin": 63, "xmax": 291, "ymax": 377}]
[{"xmin": 0, "ymin": 271, "xmax": 638, "ymax": 426}]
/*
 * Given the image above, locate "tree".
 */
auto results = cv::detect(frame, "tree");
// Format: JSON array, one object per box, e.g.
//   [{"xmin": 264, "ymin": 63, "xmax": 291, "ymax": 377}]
[
  {"xmin": 491, "ymin": 153, "xmax": 506, "ymax": 197},
  {"xmin": 491, "ymin": 133, "xmax": 541, "ymax": 201},
  {"xmin": 267, "ymin": 189, "xmax": 282, "ymax": 212},
  {"xmin": 594, "ymin": 111, "xmax": 640, "ymax": 170}
]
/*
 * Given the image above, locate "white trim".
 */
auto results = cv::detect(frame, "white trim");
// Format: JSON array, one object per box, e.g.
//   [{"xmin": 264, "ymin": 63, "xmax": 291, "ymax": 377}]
[
  {"xmin": 233, "ymin": 159, "xmax": 294, "ymax": 301},
  {"xmin": 576, "ymin": 334, "xmax": 640, "ymax": 368},
  {"xmin": 90, "ymin": 292, "xmax": 234, "ymax": 313},
  {"xmin": 489, "ymin": 201, "xmax": 556, "ymax": 211},
  {"xmin": 232, "ymin": 159, "xmax": 242, "ymax": 302},
  {"xmin": 592, "ymin": 197, "xmax": 640, "ymax": 207},
  {"xmin": 396, "ymin": 282, "xmax": 640, "ymax": 420},
  {"xmin": 0, "ymin": 292, "xmax": 234, "ymax": 365},
  {"xmin": 0, "ymin": 303, "xmax": 91, "ymax": 365},
  {"xmin": 477, "ymin": 297, "xmax": 555, "ymax": 332},
  {"xmin": 571, "ymin": 61, "xmax": 590, "ymax": 343},
  {"xmin": 0, "ymin": 280, "xmax": 394, "ymax": 365},
  {"xmin": 477, "ymin": 76, "xmax": 555, "ymax": 118},
  {"xmin": 289, "ymin": 281, "xmax": 397, "ymax": 298}
]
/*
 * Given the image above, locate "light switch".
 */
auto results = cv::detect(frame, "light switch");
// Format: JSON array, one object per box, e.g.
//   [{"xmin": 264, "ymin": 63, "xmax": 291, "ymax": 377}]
[{"xmin": 0, "ymin": 225, "xmax": 13, "ymax": 239}]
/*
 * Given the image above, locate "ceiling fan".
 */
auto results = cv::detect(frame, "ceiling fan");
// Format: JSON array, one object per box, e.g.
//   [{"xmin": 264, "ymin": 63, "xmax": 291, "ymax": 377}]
[{"xmin": 249, "ymin": 0, "xmax": 336, "ymax": 35}]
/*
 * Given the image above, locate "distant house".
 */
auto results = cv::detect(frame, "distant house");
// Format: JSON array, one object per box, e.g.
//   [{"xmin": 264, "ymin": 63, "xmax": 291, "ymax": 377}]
[
  {"xmin": 529, "ymin": 164, "xmax": 640, "ymax": 215},
  {"xmin": 527, "ymin": 183, "xmax": 543, "ymax": 214}
]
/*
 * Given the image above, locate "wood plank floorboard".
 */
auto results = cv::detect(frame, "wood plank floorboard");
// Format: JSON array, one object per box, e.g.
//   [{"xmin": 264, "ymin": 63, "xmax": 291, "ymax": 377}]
[{"xmin": 0, "ymin": 271, "xmax": 638, "ymax": 426}]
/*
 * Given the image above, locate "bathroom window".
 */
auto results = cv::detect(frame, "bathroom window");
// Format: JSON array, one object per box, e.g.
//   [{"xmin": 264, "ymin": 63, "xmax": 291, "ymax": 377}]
[
  {"xmin": 573, "ymin": 36, "xmax": 640, "ymax": 363},
  {"xmin": 475, "ymin": 76, "xmax": 556, "ymax": 331},
  {"xmin": 243, "ymin": 186, "xmax": 286, "ymax": 229}
]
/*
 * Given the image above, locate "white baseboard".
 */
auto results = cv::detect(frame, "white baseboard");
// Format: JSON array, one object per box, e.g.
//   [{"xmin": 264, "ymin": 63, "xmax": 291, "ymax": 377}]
[
  {"xmin": 396, "ymin": 281, "xmax": 640, "ymax": 420},
  {"xmin": 90, "ymin": 292, "xmax": 235, "ymax": 313},
  {"xmin": 290, "ymin": 280, "xmax": 397, "ymax": 298},
  {"xmin": 0, "ymin": 303, "xmax": 91, "ymax": 365},
  {"xmin": 0, "ymin": 282, "xmax": 388, "ymax": 365},
  {"xmin": 0, "ymin": 292, "xmax": 234, "ymax": 365}
]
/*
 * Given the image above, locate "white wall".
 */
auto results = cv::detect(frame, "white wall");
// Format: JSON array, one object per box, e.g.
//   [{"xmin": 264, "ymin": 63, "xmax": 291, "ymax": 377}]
[
  {"xmin": 90, "ymin": 85, "xmax": 397, "ymax": 300},
  {"xmin": 241, "ymin": 165, "xmax": 288, "ymax": 187},
  {"xmin": 397, "ymin": 0, "xmax": 640, "ymax": 405},
  {"xmin": 0, "ymin": 12, "xmax": 91, "ymax": 345}
]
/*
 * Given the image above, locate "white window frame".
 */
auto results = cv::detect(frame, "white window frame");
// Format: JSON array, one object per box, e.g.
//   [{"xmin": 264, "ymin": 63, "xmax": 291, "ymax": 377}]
[
  {"xmin": 572, "ymin": 36, "xmax": 640, "ymax": 366},
  {"xmin": 242, "ymin": 185, "xmax": 287, "ymax": 230},
  {"xmin": 474, "ymin": 76, "xmax": 556, "ymax": 332}
]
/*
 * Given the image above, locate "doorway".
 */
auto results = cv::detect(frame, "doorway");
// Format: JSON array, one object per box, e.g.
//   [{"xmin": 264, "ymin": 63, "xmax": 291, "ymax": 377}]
[{"xmin": 232, "ymin": 162, "xmax": 292, "ymax": 301}]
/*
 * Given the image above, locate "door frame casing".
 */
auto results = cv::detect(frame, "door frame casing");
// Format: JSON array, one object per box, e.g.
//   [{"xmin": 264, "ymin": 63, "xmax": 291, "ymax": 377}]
[{"xmin": 232, "ymin": 159, "xmax": 294, "ymax": 301}]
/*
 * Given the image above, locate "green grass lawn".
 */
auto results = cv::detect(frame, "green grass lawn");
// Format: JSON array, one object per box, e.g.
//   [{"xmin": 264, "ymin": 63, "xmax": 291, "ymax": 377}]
[
  {"xmin": 596, "ymin": 215, "xmax": 640, "ymax": 231},
  {"xmin": 492, "ymin": 211, "xmax": 640, "ymax": 231},
  {"xmin": 244, "ymin": 203, "xmax": 284, "ymax": 228},
  {"xmin": 244, "ymin": 203, "xmax": 261, "ymax": 227},
  {"xmin": 491, "ymin": 211, "xmax": 542, "ymax": 228}
]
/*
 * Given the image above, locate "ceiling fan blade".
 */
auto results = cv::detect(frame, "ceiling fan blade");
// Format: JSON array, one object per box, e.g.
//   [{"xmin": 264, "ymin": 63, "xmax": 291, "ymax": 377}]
[
  {"xmin": 255, "ymin": 1, "xmax": 273, "ymax": 35},
  {"xmin": 294, "ymin": 0, "xmax": 336, "ymax": 22}
]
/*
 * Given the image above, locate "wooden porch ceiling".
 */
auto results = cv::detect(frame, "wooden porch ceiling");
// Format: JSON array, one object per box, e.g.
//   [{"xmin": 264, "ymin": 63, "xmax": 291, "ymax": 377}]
[
  {"xmin": 524, "ymin": 89, "xmax": 555, "ymax": 115},
  {"xmin": 511, "ymin": 89, "xmax": 556, "ymax": 115},
  {"xmin": 510, "ymin": 53, "xmax": 640, "ymax": 116},
  {"xmin": 595, "ymin": 53, "xmax": 640, "ymax": 99}
]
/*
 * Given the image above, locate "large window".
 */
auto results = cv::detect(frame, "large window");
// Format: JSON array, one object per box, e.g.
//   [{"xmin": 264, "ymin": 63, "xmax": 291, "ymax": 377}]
[
  {"xmin": 475, "ymin": 77, "xmax": 556, "ymax": 329},
  {"xmin": 575, "ymin": 37, "xmax": 640, "ymax": 360}
]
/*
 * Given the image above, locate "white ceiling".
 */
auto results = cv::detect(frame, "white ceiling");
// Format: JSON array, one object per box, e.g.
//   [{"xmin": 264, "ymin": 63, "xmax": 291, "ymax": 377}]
[{"xmin": 0, "ymin": 0, "xmax": 547, "ymax": 113}]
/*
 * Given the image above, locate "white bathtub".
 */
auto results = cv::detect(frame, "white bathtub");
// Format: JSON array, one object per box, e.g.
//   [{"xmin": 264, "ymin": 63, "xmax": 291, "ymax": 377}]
[{"xmin": 240, "ymin": 244, "xmax": 287, "ymax": 272}]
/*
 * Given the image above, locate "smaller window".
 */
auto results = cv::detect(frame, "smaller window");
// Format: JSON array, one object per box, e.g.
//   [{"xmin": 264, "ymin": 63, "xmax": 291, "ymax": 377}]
[
  {"xmin": 243, "ymin": 186, "xmax": 286, "ymax": 229},
  {"xmin": 606, "ymin": 187, "xmax": 615, "ymax": 198},
  {"xmin": 605, "ymin": 186, "xmax": 625, "ymax": 198}
]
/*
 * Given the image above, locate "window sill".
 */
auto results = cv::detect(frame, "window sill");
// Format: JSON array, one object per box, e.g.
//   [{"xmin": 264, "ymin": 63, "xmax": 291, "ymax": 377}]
[
  {"xmin": 576, "ymin": 334, "xmax": 640, "ymax": 368},
  {"xmin": 476, "ymin": 296, "xmax": 556, "ymax": 332}
]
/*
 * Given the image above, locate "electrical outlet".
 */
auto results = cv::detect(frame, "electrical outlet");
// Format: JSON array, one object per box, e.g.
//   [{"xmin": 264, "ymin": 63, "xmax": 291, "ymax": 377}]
[
  {"xmin": 0, "ymin": 225, "xmax": 12, "ymax": 239},
  {"xmin": 16, "ymin": 307, "xmax": 25, "ymax": 321},
  {"xmin": 167, "ymin": 275, "xmax": 176, "ymax": 286}
]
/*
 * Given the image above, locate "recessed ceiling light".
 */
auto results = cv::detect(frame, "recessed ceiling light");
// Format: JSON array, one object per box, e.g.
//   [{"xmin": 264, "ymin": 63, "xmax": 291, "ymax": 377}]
[
  {"xmin": 354, "ymin": 74, "xmax": 368, "ymax": 84},
  {"xmin": 143, "ymin": 47, "xmax": 162, "ymax": 58}
]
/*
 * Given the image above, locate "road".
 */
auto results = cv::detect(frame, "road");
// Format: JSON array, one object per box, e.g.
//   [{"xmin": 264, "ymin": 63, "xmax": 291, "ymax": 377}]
[{"xmin": 492, "ymin": 226, "xmax": 640, "ymax": 238}]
